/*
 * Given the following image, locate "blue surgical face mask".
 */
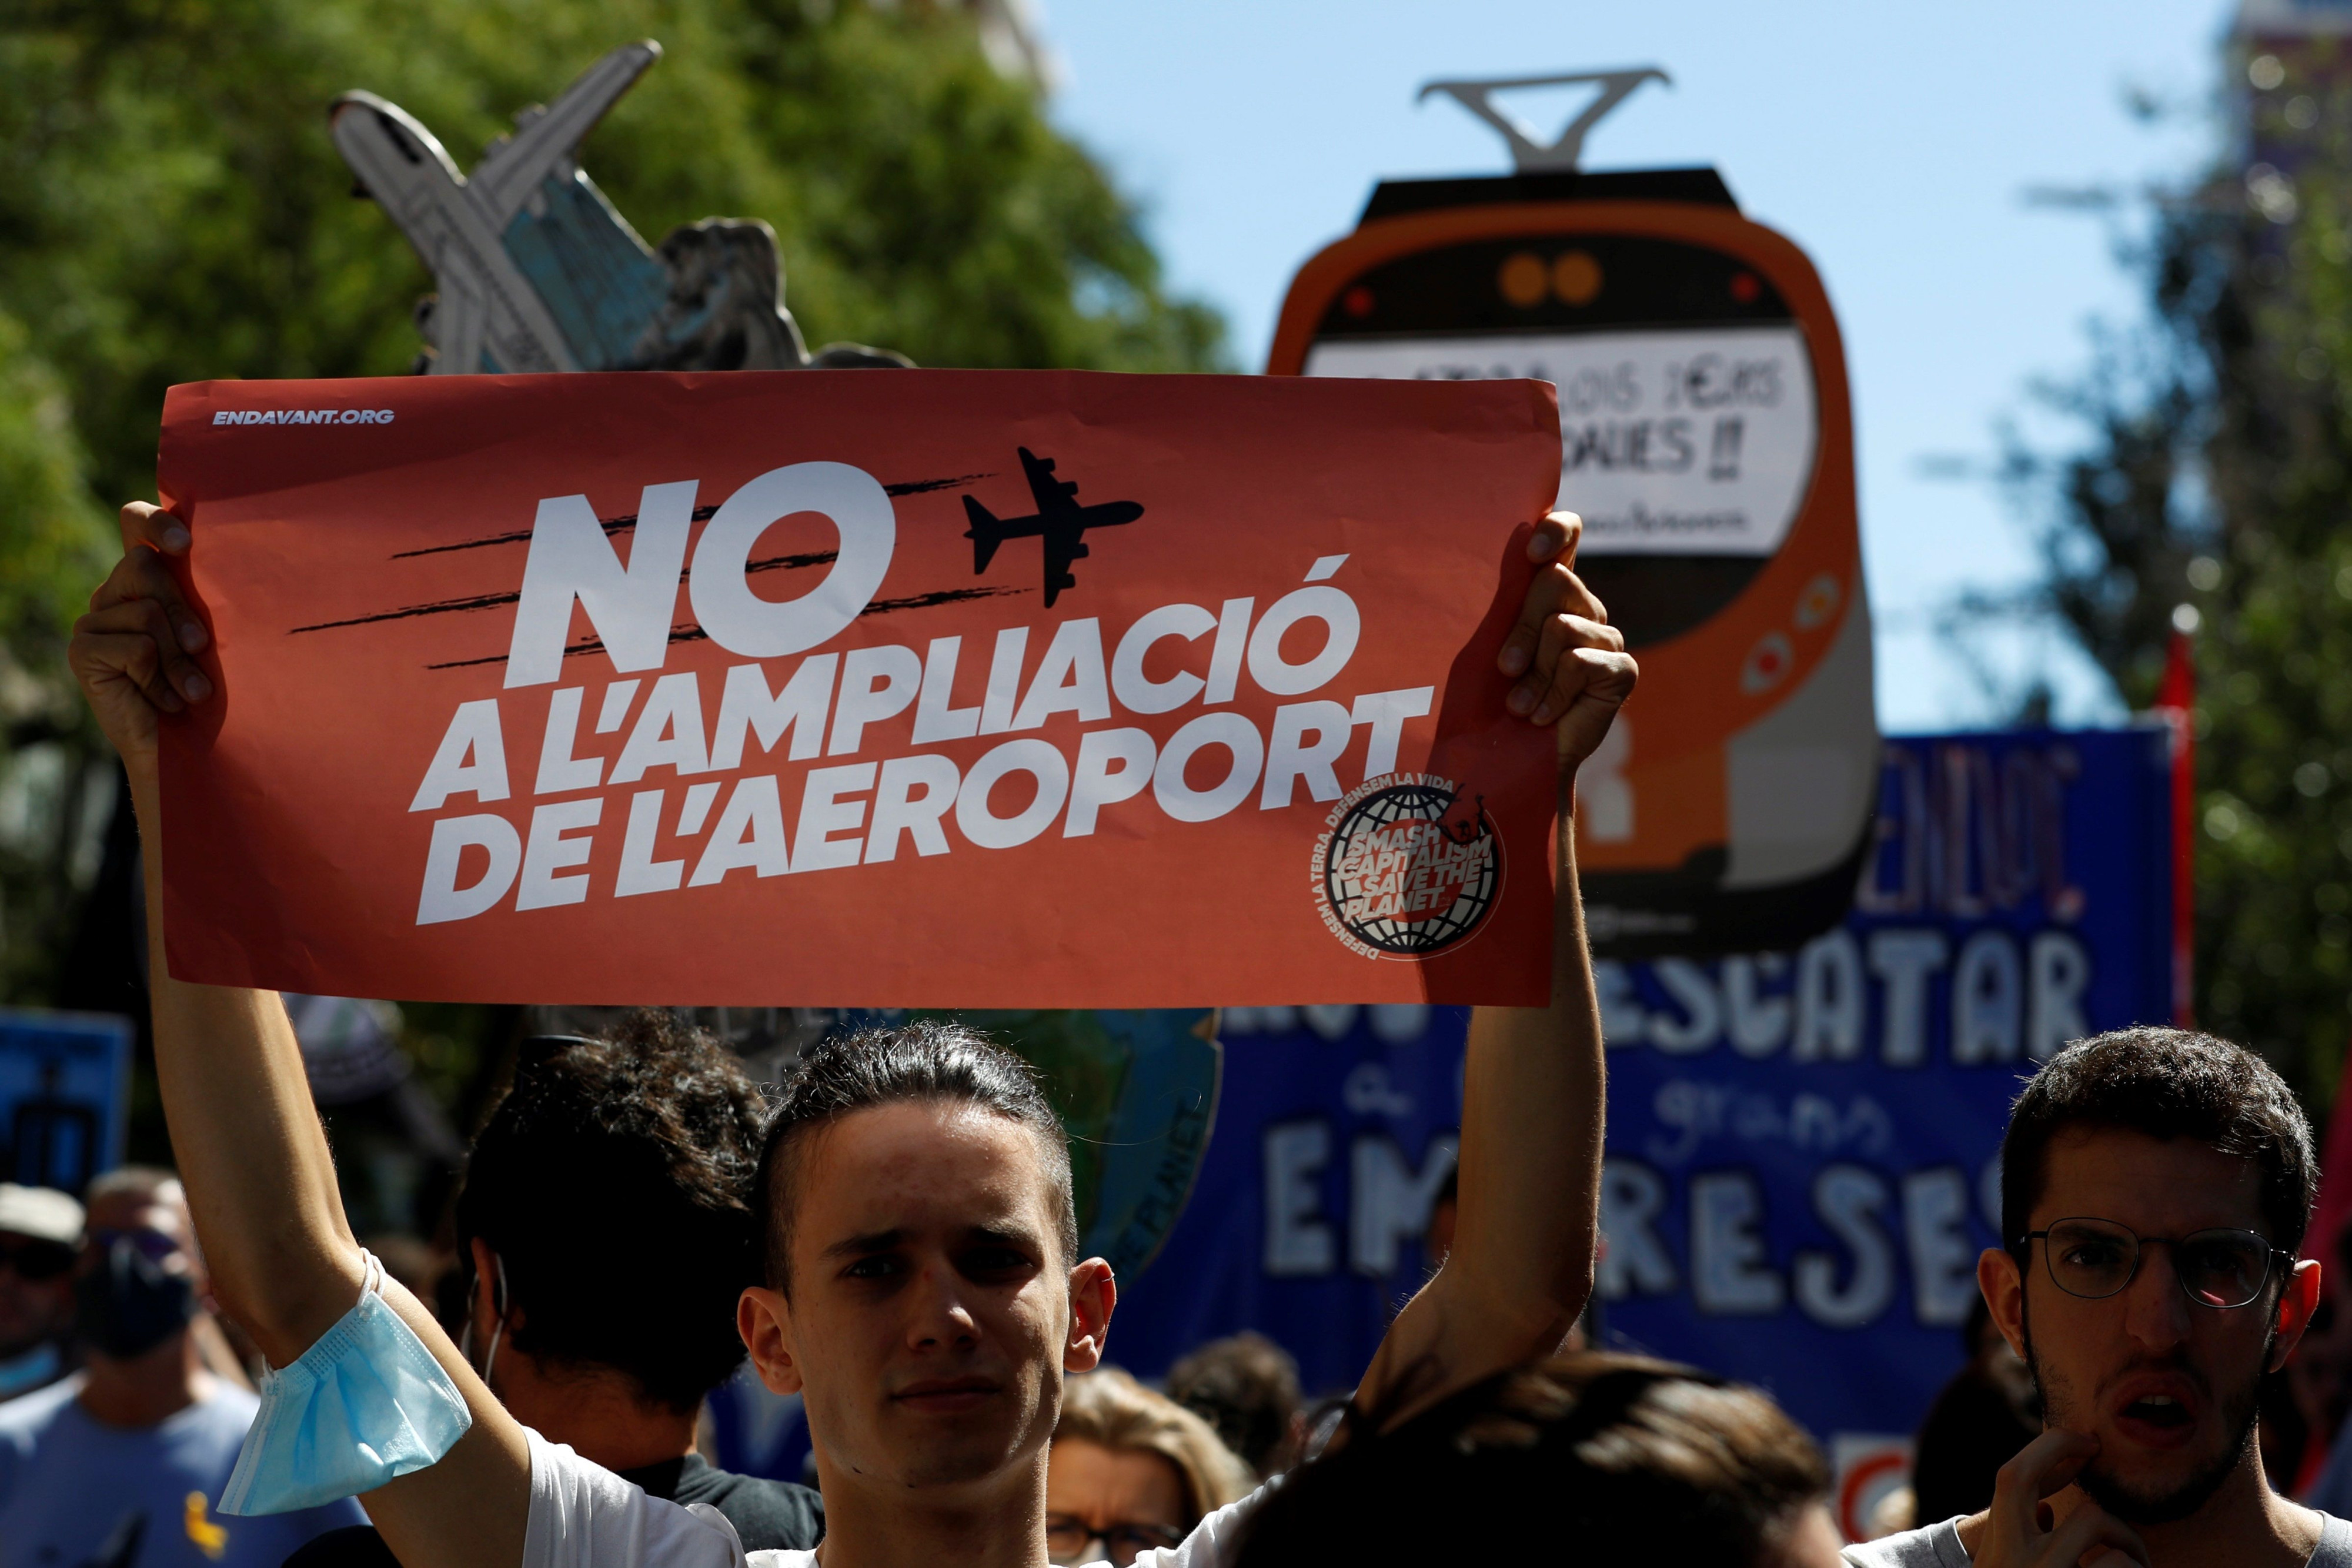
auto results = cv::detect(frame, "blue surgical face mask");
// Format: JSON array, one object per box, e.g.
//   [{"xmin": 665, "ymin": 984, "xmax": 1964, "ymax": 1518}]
[
  {"xmin": 0, "ymin": 1342, "xmax": 59, "ymax": 1399},
  {"xmin": 75, "ymin": 1234, "xmax": 195, "ymax": 1358},
  {"xmin": 217, "ymin": 1251, "xmax": 473, "ymax": 1516}
]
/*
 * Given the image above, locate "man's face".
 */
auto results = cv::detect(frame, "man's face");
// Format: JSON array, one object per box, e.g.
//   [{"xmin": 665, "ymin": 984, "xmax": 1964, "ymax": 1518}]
[
  {"xmin": 1979, "ymin": 1128, "xmax": 2315, "ymax": 1526},
  {"xmin": 743, "ymin": 1102, "xmax": 1112, "ymax": 1497},
  {"xmin": 0, "ymin": 1228, "xmax": 77, "ymax": 1358},
  {"xmin": 83, "ymin": 1187, "xmax": 199, "ymax": 1283}
]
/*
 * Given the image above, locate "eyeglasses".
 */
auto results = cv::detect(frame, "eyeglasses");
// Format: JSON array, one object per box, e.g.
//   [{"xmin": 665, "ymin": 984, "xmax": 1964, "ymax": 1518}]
[
  {"xmin": 0, "ymin": 1238, "xmax": 75, "ymax": 1281},
  {"xmin": 88, "ymin": 1226, "xmax": 181, "ymax": 1262},
  {"xmin": 1045, "ymin": 1514, "xmax": 1185, "ymax": 1567},
  {"xmin": 2026, "ymin": 1216, "xmax": 2292, "ymax": 1309}
]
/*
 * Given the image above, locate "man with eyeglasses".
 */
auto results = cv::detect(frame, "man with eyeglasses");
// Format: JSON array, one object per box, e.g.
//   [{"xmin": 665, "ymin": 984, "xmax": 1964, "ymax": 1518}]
[
  {"xmin": 1847, "ymin": 1027, "xmax": 2352, "ymax": 1568},
  {"xmin": 0, "ymin": 1183, "xmax": 83, "ymax": 1399},
  {"xmin": 0, "ymin": 1166, "xmax": 365, "ymax": 1567}
]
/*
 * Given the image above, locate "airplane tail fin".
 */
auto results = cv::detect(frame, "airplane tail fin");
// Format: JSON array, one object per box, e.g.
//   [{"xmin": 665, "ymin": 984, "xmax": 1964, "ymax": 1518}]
[{"xmin": 962, "ymin": 495, "xmax": 1003, "ymax": 574}]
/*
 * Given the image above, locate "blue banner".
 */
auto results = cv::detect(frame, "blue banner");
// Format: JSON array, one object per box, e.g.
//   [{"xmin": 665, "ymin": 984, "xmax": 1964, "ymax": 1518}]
[
  {"xmin": 0, "ymin": 1008, "xmax": 134, "ymax": 1193},
  {"xmin": 1104, "ymin": 725, "xmax": 2177, "ymax": 1449},
  {"xmin": 711, "ymin": 726, "xmax": 2175, "ymax": 1484}
]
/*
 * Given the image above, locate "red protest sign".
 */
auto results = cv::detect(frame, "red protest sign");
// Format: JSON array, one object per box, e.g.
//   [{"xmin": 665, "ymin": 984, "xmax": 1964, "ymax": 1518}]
[{"xmin": 156, "ymin": 369, "xmax": 1560, "ymax": 1007}]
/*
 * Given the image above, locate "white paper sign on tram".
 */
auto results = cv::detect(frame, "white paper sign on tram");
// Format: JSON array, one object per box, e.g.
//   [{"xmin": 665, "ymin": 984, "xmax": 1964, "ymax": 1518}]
[{"xmin": 1307, "ymin": 326, "xmax": 1818, "ymax": 560}]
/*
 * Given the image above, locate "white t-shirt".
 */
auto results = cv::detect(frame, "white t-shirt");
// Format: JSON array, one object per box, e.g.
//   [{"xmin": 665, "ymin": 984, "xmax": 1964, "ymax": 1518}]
[
  {"xmin": 1842, "ymin": 1510, "xmax": 2352, "ymax": 1567},
  {"xmin": 523, "ymin": 1428, "xmax": 1265, "ymax": 1568}
]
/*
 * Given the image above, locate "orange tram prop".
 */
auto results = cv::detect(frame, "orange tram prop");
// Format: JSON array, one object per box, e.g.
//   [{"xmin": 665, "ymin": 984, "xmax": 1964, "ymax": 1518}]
[{"xmin": 1268, "ymin": 165, "xmax": 1880, "ymax": 957}]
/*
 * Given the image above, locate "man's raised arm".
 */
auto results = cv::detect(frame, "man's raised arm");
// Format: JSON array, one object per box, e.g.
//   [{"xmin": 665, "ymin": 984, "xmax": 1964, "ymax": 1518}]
[
  {"xmin": 1355, "ymin": 510, "xmax": 1632, "ymax": 1425},
  {"xmin": 71, "ymin": 502, "xmax": 532, "ymax": 1568}
]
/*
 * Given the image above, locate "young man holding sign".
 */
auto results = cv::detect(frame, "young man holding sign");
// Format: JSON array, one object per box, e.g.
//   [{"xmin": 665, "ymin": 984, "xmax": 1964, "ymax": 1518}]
[{"xmin": 72, "ymin": 494, "xmax": 1629, "ymax": 1566}]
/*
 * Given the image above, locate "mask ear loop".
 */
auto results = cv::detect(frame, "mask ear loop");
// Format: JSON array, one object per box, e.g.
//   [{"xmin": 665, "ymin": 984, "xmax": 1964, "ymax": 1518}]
[
  {"xmin": 483, "ymin": 1254, "xmax": 509, "ymax": 1386},
  {"xmin": 459, "ymin": 1249, "xmax": 510, "ymax": 1386}
]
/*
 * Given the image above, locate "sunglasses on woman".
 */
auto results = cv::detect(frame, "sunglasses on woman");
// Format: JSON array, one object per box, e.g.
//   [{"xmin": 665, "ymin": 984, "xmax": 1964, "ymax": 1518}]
[{"xmin": 1045, "ymin": 1513, "xmax": 1185, "ymax": 1567}]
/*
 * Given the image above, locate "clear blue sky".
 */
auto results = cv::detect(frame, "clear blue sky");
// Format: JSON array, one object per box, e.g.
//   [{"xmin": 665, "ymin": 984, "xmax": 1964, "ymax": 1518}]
[{"xmin": 1038, "ymin": 0, "xmax": 2235, "ymax": 734}]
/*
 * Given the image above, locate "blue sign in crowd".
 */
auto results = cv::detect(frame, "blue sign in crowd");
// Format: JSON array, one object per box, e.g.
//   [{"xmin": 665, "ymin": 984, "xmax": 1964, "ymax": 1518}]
[{"xmin": 712, "ymin": 723, "xmax": 2177, "ymax": 1482}]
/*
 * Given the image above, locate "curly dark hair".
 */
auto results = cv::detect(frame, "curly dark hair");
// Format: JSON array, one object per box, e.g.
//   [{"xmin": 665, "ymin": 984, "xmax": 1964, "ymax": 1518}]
[
  {"xmin": 1232, "ymin": 1353, "xmax": 1829, "ymax": 1564},
  {"xmin": 2002, "ymin": 1026, "xmax": 2317, "ymax": 1261},
  {"xmin": 455, "ymin": 1011, "xmax": 767, "ymax": 1413},
  {"xmin": 1164, "ymin": 1332, "xmax": 1303, "ymax": 1479},
  {"xmin": 752, "ymin": 1019, "xmax": 1075, "ymax": 1296}
]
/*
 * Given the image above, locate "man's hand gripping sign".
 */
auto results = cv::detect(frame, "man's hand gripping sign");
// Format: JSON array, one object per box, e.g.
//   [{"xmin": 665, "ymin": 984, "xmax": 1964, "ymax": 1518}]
[{"xmin": 89, "ymin": 369, "xmax": 1629, "ymax": 1006}]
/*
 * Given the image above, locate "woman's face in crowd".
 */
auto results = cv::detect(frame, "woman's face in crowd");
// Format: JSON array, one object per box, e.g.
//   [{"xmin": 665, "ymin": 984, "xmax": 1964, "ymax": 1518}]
[
  {"xmin": 1045, "ymin": 1437, "xmax": 1189, "ymax": 1566},
  {"xmin": 0, "ymin": 1229, "xmax": 75, "ymax": 1358}
]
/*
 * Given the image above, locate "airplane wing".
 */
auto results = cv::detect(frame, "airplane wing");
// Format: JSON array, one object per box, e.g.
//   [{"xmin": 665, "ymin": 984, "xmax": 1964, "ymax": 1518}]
[
  {"xmin": 471, "ymin": 41, "xmax": 664, "ymax": 226},
  {"xmin": 1019, "ymin": 446, "xmax": 1082, "ymax": 515},
  {"xmin": 329, "ymin": 91, "xmax": 583, "ymax": 373},
  {"xmin": 1038, "ymin": 520, "xmax": 1090, "ymax": 607}
]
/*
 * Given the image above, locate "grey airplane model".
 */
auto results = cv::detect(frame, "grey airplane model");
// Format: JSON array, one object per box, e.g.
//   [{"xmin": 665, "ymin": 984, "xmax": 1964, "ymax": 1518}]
[
  {"xmin": 330, "ymin": 40, "xmax": 901, "ymax": 375},
  {"xmin": 963, "ymin": 448, "xmax": 1146, "ymax": 608}
]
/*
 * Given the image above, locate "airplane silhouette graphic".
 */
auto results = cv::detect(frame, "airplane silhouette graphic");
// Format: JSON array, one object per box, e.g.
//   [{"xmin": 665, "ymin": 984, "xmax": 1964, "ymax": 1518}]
[{"xmin": 962, "ymin": 448, "xmax": 1145, "ymax": 607}]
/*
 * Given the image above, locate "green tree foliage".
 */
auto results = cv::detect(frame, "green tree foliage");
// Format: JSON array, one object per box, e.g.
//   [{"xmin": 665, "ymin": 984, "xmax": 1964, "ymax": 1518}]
[
  {"xmin": 1993, "ymin": 63, "xmax": 2352, "ymax": 1097},
  {"xmin": 0, "ymin": 312, "xmax": 111, "ymax": 993},
  {"xmin": 0, "ymin": 0, "xmax": 1225, "ymax": 1001},
  {"xmin": 2, "ymin": 0, "xmax": 1227, "ymax": 510},
  {"xmin": 0, "ymin": 1, "xmax": 1225, "ymax": 1188},
  {"xmin": 0, "ymin": 316, "xmax": 108, "ymax": 694}
]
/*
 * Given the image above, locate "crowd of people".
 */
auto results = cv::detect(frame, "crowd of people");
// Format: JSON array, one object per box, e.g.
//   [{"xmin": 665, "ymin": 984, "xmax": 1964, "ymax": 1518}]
[
  {"xmin": 14, "ymin": 495, "xmax": 2351, "ymax": 1565},
  {"xmin": 0, "ymin": 1169, "xmax": 366, "ymax": 1563}
]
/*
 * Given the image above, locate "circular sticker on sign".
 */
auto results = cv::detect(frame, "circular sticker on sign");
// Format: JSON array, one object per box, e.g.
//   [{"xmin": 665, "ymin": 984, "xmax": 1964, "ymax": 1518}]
[{"xmin": 1312, "ymin": 773, "xmax": 1502, "ymax": 959}]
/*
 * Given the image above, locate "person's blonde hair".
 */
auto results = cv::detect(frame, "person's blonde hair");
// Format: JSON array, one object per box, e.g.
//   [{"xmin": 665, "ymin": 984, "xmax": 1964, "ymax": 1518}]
[{"xmin": 1055, "ymin": 1366, "xmax": 1255, "ymax": 1526}]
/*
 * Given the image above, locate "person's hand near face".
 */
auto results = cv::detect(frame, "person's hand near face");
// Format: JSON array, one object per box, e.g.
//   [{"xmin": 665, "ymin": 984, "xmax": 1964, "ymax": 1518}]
[{"xmin": 1964, "ymin": 1431, "xmax": 2149, "ymax": 1568}]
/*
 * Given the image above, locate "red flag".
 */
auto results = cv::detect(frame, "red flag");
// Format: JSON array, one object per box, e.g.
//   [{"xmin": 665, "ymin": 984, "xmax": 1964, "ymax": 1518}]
[{"xmin": 2154, "ymin": 629, "xmax": 2194, "ymax": 1028}]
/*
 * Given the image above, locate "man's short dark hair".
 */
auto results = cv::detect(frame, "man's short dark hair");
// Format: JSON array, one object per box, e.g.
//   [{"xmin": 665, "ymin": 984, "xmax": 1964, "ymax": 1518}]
[
  {"xmin": 1165, "ymin": 1332, "xmax": 1302, "ymax": 1479},
  {"xmin": 1232, "ymin": 1353, "xmax": 1829, "ymax": 1565},
  {"xmin": 455, "ymin": 1012, "xmax": 766, "ymax": 1413},
  {"xmin": 751, "ymin": 1021, "xmax": 1077, "ymax": 1295},
  {"xmin": 2002, "ymin": 1027, "xmax": 2317, "ymax": 1259}
]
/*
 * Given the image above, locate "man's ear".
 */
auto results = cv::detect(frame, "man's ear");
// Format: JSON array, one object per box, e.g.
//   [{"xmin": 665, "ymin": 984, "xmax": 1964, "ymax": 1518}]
[
  {"xmin": 2270, "ymin": 1258, "xmax": 2324, "ymax": 1373},
  {"xmin": 1064, "ymin": 1258, "xmax": 1117, "ymax": 1375},
  {"xmin": 1979, "ymin": 1247, "xmax": 2027, "ymax": 1360},
  {"xmin": 739, "ymin": 1285, "xmax": 806, "ymax": 1397}
]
